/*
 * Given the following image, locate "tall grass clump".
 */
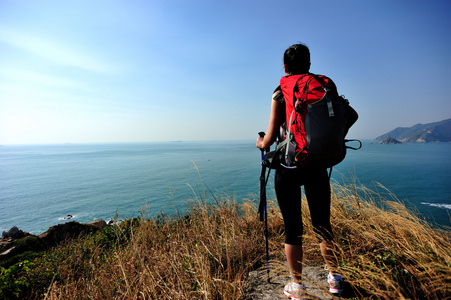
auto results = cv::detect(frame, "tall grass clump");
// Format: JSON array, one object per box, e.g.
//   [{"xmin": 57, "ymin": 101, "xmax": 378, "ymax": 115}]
[{"xmin": 322, "ymin": 178, "xmax": 450, "ymax": 299}]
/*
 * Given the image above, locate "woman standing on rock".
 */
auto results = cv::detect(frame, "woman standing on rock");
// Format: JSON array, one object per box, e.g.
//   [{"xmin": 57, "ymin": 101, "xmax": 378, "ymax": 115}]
[{"xmin": 256, "ymin": 43, "xmax": 350, "ymax": 299}]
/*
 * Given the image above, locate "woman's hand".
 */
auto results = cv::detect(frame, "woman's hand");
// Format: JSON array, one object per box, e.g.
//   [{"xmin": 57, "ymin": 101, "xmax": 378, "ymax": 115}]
[{"xmin": 256, "ymin": 136, "xmax": 265, "ymax": 149}]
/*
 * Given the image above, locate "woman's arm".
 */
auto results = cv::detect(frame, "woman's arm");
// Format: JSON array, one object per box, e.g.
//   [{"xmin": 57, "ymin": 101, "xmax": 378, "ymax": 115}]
[{"xmin": 256, "ymin": 90, "xmax": 282, "ymax": 149}]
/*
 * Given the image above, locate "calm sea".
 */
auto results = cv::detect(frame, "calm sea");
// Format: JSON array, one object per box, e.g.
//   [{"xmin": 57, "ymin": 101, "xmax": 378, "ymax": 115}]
[{"xmin": 1, "ymin": 140, "xmax": 450, "ymax": 235}]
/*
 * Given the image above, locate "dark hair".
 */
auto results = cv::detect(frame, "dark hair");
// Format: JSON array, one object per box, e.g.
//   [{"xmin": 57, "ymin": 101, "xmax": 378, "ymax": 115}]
[{"xmin": 283, "ymin": 43, "xmax": 310, "ymax": 75}]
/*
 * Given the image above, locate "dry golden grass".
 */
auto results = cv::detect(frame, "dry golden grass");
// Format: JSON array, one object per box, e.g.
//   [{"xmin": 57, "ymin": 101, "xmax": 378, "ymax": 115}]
[
  {"xmin": 28, "ymin": 192, "xmax": 281, "ymax": 300},
  {"xmin": 325, "ymin": 178, "xmax": 451, "ymax": 299},
  {"xmin": 9, "ymin": 176, "xmax": 451, "ymax": 300}
]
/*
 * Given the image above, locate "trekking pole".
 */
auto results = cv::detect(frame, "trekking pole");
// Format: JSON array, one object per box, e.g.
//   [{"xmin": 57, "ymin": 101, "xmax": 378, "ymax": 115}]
[{"xmin": 258, "ymin": 132, "xmax": 271, "ymax": 283}]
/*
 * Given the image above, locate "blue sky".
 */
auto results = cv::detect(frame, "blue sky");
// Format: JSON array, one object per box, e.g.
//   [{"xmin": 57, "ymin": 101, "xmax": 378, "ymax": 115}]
[{"xmin": 0, "ymin": 0, "xmax": 450, "ymax": 144}]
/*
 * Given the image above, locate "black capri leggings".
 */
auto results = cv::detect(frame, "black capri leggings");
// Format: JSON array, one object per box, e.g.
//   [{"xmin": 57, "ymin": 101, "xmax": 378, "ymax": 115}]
[{"xmin": 274, "ymin": 165, "xmax": 333, "ymax": 245}]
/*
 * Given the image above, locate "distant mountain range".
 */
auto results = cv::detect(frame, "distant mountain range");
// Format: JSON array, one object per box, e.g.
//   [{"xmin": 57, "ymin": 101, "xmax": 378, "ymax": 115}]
[{"xmin": 375, "ymin": 118, "xmax": 451, "ymax": 143}]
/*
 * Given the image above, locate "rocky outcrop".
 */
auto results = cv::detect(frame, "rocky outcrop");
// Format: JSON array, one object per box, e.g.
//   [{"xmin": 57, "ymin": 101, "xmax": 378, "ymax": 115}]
[
  {"xmin": 38, "ymin": 220, "xmax": 107, "ymax": 247},
  {"xmin": 379, "ymin": 137, "xmax": 402, "ymax": 144},
  {"xmin": 2, "ymin": 226, "xmax": 28, "ymax": 239},
  {"xmin": 0, "ymin": 220, "xmax": 107, "ymax": 267}
]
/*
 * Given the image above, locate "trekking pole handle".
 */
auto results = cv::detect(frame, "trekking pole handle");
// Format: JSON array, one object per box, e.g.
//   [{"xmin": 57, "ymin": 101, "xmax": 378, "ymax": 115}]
[{"xmin": 258, "ymin": 132, "xmax": 267, "ymax": 160}]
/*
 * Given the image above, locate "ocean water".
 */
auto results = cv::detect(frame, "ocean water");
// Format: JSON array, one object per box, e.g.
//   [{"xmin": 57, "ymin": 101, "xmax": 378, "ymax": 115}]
[{"xmin": 1, "ymin": 140, "xmax": 450, "ymax": 235}]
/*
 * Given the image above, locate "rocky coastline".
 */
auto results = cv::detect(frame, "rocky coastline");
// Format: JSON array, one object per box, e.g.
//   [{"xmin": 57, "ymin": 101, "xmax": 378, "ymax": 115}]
[
  {"xmin": 0, "ymin": 220, "xmax": 108, "ymax": 267},
  {"xmin": 379, "ymin": 136, "xmax": 402, "ymax": 144}
]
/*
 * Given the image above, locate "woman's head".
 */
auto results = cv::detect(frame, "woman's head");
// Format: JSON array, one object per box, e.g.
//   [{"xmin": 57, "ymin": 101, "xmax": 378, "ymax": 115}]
[{"xmin": 283, "ymin": 43, "xmax": 310, "ymax": 75}]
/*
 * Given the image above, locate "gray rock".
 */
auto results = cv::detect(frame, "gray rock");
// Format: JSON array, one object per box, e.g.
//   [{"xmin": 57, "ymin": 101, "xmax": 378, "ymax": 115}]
[
  {"xmin": 2, "ymin": 226, "xmax": 20, "ymax": 239},
  {"xmin": 88, "ymin": 219, "xmax": 108, "ymax": 229}
]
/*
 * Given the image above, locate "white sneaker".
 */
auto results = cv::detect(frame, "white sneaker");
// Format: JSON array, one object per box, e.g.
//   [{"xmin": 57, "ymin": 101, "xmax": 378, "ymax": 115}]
[
  {"xmin": 328, "ymin": 272, "xmax": 344, "ymax": 294},
  {"xmin": 284, "ymin": 282, "xmax": 309, "ymax": 299}
]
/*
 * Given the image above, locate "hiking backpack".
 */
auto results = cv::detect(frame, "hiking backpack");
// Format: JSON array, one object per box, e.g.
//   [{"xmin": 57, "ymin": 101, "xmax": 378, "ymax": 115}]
[{"xmin": 264, "ymin": 74, "xmax": 360, "ymax": 170}]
